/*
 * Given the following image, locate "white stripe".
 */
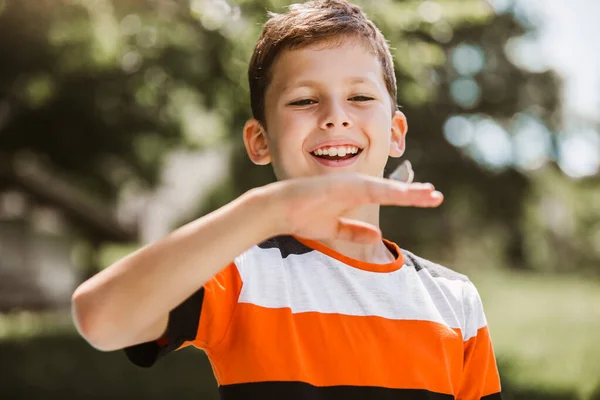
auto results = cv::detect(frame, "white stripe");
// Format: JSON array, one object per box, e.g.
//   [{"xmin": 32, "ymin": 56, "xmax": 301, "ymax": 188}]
[
  {"xmin": 237, "ymin": 246, "xmax": 486, "ymax": 340},
  {"xmin": 461, "ymin": 280, "xmax": 489, "ymax": 341},
  {"xmin": 416, "ymin": 271, "xmax": 487, "ymax": 340}
]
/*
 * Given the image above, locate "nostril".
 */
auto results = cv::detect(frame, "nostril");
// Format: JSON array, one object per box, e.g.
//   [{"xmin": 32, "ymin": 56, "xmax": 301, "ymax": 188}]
[{"xmin": 323, "ymin": 121, "xmax": 350, "ymax": 128}]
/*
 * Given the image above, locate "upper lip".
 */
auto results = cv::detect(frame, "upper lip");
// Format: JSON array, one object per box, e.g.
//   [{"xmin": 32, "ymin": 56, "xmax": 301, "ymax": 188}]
[{"xmin": 307, "ymin": 139, "xmax": 364, "ymax": 153}]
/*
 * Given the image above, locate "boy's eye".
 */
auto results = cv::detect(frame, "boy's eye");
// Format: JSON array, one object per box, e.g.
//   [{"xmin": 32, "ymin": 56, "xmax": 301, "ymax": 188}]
[
  {"xmin": 289, "ymin": 99, "xmax": 317, "ymax": 106},
  {"xmin": 349, "ymin": 95, "xmax": 374, "ymax": 102}
]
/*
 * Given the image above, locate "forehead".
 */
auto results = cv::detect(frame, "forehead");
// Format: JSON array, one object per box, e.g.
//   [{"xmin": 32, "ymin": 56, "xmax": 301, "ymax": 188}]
[{"xmin": 267, "ymin": 40, "xmax": 386, "ymax": 95}]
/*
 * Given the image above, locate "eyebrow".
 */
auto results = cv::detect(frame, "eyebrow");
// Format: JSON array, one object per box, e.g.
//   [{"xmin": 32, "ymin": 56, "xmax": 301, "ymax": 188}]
[{"xmin": 281, "ymin": 77, "xmax": 376, "ymax": 94}]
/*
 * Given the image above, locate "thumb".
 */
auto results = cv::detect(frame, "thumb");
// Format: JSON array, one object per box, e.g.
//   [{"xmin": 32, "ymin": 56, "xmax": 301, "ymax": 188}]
[{"xmin": 335, "ymin": 218, "xmax": 382, "ymax": 243}]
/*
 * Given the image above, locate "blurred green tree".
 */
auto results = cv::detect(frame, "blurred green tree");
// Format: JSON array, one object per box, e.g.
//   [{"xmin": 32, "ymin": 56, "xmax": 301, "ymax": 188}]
[{"xmin": 0, "ymin": 0, "xmax": 225, "ymax": 203}]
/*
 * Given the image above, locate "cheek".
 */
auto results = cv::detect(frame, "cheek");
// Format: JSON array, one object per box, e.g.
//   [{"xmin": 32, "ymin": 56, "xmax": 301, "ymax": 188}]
[
  {"xmin": 281, "ymin": 108, "xmax": 313, "ymax": 127},
  {"xmin": 273, "ymin": 112, "xmax": 312, "ymax": 147},
  {"xmin": 267, "ymin": 121, "xmax": 307, "ymax": 168},
  {"xmin": 361, "ymin": 109, "xmax": 392, "ymax": 144}
]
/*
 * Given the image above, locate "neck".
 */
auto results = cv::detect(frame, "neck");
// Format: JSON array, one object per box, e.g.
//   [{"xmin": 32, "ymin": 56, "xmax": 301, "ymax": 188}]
[{"xmin": 317, "ymin": 204, "xmax": 395, "ymax": 264}]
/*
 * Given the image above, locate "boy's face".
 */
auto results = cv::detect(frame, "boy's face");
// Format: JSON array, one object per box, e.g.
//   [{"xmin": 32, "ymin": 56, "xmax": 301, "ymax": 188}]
[{"xmin": 244, "ymin": 40, "xmax": 407, "ymax": 180}]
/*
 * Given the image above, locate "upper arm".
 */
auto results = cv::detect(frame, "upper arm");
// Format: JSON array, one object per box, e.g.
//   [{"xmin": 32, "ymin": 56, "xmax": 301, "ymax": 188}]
[
  {"xmin": 123, "ymin": 261, "xmax": 243, "ymax": 368},
  {"xmin": 131, "ymin": 313, "xmax": 169, "ymax": 346}
]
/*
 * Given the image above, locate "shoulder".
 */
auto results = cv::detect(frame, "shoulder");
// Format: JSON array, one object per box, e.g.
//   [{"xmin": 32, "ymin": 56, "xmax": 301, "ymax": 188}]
[
  {"xmin": 400, "ymin": 248, "xmax": 470, "ymax": 283},
  {"xmin": 400, "ymin": 249, "xmax": 483, "ymax": 313},
  {"xmin": 400, "ymin": 249, "xmax": 487, "ymax": 336},
  {"xmin": 400, "ymin": 248, "xmax": 482, "ymax": 304}
]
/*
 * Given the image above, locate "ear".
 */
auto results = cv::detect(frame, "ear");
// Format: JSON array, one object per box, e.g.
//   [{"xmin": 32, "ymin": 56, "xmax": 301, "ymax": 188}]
[
  {"xmin": 243, "ymin": 118, "xmax": 272, "ymax": 165},
  {"xmin": 389, "ymin": 110, "xmax": 407, "ymax": 158}
]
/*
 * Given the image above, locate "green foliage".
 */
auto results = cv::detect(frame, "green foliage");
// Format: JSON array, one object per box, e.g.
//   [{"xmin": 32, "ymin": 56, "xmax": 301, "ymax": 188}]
[{"xmin": 0, "ymin": 0, "xmax": 228, "ymax": 201}]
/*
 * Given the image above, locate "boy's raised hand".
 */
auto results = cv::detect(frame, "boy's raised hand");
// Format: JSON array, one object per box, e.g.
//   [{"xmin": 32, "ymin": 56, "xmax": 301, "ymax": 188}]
[{"xmin": 264, "ymin": 172, "xmax": 443, "ymax": 244}]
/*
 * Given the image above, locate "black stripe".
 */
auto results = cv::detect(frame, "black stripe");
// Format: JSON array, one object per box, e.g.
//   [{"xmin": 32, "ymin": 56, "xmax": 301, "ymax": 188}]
[
  {"xmin": 481, "ymin": 393, "xmax": 503, "ymax": 400},
  {"xmin": 258, "ymin": 235, "xmax": 314, "ymax": 258},
  {"xmin": 124, "ymin": 287, "xmax": 204, "ymax": 368},
  {"xmin": 123, "ymin": 340, "xmax": 162, "ymax": 368},
  {"xmin": 170, "ymin": 286, "xmax": 205, "ymax": 342},
  {"xmin": 401, "ymin": 249, "xmax": 468, "ymax": 282},
  {"xmin": 219, "ymin": 381, "xmax": 454, "ymax": 400}
]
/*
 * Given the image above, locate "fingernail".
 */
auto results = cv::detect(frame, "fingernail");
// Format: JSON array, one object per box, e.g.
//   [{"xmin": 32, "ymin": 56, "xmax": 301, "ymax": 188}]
[{"xmin": 431, "ymin": 191, "xmax": 443, "ymax": 199}]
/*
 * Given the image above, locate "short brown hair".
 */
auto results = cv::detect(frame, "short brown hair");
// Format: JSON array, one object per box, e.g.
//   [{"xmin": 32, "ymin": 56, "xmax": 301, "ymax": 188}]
[{"xmin": 248, "ymin": 0, "xmax": 397, "ymax": 128}]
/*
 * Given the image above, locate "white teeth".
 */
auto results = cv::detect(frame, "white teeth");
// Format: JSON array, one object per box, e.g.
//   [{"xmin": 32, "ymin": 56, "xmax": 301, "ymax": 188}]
[{"xmin": 312, "ymin": 146, "xmax": 360, "ymax": 156}]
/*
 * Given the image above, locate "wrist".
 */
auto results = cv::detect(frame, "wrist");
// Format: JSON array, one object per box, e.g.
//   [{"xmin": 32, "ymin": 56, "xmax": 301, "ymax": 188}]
[{"xmin": 242, "ymin": 182, "xmax": 287, "ymax": 240}]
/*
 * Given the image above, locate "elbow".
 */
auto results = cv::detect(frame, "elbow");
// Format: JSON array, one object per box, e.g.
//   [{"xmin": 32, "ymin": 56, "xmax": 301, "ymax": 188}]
[{"xmin": 71, "ymin": 286, "xmax": 120, "ymax": 352}]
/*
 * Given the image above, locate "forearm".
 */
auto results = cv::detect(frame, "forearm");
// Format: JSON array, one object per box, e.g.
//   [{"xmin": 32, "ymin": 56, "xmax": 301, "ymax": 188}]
[{"xmin": 72, "ymin": 186, "xmax": 279, "ymax": 351}]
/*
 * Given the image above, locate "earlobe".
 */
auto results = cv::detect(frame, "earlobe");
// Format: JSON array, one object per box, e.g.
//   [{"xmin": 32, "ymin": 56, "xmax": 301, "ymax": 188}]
[
  {"xmin": 243, "ymin": 119, "xmax": 272, "ymax": 165},
  {"xmin": 389, "ymin": 111, "xmax": 407, "ymax": 158}
]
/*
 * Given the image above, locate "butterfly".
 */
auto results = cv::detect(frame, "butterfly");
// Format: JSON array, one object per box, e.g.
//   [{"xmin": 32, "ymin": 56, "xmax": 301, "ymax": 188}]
[{"xmin": 387, "ymin": 160, "xmax": 414, "ymax": 184}]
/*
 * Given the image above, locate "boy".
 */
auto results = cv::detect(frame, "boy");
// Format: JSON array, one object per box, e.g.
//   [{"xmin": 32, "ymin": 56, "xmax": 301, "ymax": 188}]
[{"xmin": 71, "ymin": 0, "xmax": 502, "ymax": 399}]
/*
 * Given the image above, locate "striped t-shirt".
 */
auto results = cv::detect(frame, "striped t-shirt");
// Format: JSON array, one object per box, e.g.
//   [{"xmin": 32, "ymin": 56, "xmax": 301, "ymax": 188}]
[{"xmin": 125, "ymin": 235, "xmax": 502, "ymax": 399}]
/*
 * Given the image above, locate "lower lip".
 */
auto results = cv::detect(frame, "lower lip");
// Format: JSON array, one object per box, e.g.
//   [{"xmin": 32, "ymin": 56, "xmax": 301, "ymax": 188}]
[{"xmin": 310, "ymin": 152, "xmax": 361, "ymax": 167}]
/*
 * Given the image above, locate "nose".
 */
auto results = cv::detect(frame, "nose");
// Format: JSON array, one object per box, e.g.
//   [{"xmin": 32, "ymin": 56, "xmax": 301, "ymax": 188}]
[{"xmin": 319, "ymin": 99, "xmax": 353, "ymax": 130}]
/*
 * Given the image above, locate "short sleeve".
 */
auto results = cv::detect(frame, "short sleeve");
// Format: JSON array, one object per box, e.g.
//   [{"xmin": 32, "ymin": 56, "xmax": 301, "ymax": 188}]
[
  {"xmin": 456, "ymin": 282, "xmax": 503, "ymax": 400},
  {"xmin": 124, "ymin": 262, "xmax": 243, "ymax": 368}
]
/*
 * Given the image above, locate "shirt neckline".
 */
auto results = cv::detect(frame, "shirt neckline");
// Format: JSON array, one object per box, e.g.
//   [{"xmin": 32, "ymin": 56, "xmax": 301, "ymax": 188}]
[{"xmin": 292, "ymin": 235, "xmax": 404, "ymax": 273}]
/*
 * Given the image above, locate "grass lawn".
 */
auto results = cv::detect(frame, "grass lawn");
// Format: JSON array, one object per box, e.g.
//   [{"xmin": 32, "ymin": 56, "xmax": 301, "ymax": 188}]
[{"xmin": 471, "ymin": 269, "xmax": 600, "ymax": 400}]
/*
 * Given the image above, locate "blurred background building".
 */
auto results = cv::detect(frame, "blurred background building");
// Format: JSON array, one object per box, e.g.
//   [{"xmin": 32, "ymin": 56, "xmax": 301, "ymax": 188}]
[{"xmin": 0, "ymin": 0, "xmax": 599, "ymax": 398}]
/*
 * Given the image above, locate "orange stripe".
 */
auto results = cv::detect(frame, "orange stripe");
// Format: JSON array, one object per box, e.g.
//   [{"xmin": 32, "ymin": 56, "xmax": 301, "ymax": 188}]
[
  {"xmin": 457, "ymin": 326, "xmax": 502, "ymax": 399},
  {"xmin": 209, "ymin": 303, "xmax": 464, "ymax": 394},
  {"xmin": 192, "ymin": 262, "xmax": 242, "ymax": 350}
]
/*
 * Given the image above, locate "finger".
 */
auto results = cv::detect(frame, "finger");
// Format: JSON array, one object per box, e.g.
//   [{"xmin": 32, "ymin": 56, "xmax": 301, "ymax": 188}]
[
  {"xmin": 335, "ymin": 218, "xmax": 382, "ymax": 243},
  {"xmin": 385, "ymin": 185, "xmax": 444, "ymax": 208},
  {"xmin": 388, "ymin": 184, "xmax": 444, "ymax": 207},
  {"xmin": 349, "ymin": 178, "xmax": 444, "ymax": 208}
]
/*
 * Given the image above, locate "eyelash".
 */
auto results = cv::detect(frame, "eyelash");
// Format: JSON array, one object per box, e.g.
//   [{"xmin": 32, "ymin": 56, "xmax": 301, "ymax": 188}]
[
  {"xmin": 350, "ymin": 95, "xmax": 374, "ymax": 102},
  {"xmin": 290, "ymin": 99, "xmax": 317, "ymax": 106},
  {"xmin": 288, "ymin": 96, "xmax": 374, "ymax": 106}
]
